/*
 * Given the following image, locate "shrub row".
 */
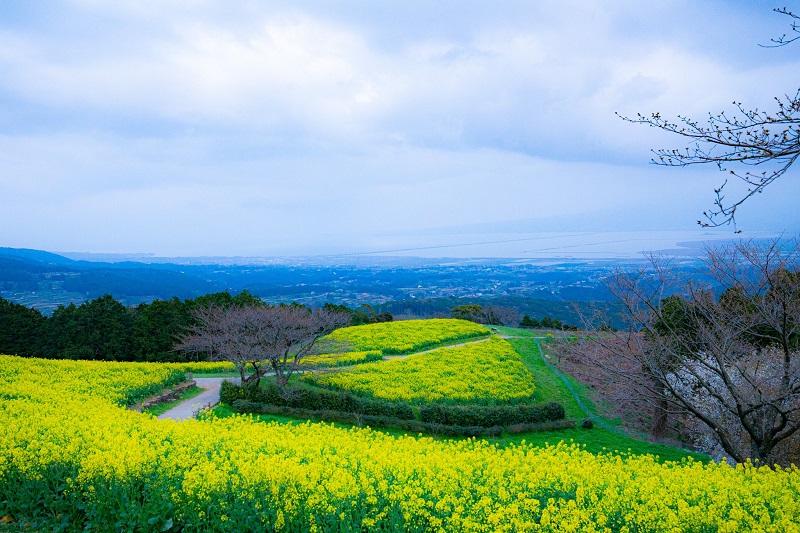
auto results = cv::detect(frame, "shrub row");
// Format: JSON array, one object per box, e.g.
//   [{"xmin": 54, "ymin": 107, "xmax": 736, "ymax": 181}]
[
  {"xmin": 231, "ymin": 400, "xmax": 577, "ymax": 437},
  {"xmin": 419, "ymin": 402, "xmax": 565, "ymax": 427},
  {"xmin": 221, "ymin": 382, "xmax": 566, "ymax": 430},
  {"xmin": 221, "ymin": 381, "xmax": 415, "ymax": 420},
  {"xmin": 220, "ymin": 380, "xmax": 250, "ymax": 404}
]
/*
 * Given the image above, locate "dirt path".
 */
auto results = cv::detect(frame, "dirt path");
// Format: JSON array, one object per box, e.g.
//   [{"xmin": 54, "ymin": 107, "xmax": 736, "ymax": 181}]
[
  {"xmin": 382, "ymin": 336, "xmax": 492, "ymax": 360},
  {"xmin": 157, "ymin": 377, "xmax": 240, "ymax": 421}
]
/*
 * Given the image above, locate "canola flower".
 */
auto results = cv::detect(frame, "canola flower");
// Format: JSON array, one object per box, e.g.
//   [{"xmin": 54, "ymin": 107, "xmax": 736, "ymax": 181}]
[
  {"xmin": 162, "ymin": 361, "xmax": 237, "ymax": 374},
  {"xmin": 304, "ymin": 337, "xmax": 537, "ymax": 404},
  {"xmin": 1, "ymin": 353, "xmax": 800, "ymax": 532},
  {"xmin": 326, "ymin": 318, "xmax": 489, "ymax": 355},
  {"xmin": 0, "ymin": 355, "xmax": 186, "ymax": 406}
]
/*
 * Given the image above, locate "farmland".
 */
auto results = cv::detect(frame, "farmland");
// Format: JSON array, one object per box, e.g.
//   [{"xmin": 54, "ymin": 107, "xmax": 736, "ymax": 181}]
[
  {"xmin": 325, "ymin": 318, "xmax": 489, "ymax": 354},
  {"xmin": 303, "ymin": 337, "xmax": 537, "ymax": 404},
  {"xmin": 2, "ymin": 319, "xmax": 800, "ymax": 531}
]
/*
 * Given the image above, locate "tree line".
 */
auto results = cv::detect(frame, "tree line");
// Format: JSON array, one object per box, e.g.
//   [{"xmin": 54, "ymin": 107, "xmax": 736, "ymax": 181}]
[
  {"xmin": 0, "ymin": 293, "xmax": 390, "ymax": 362},
  {"xmin": 449, "ymin": 303, "xmax": 580, "ymax": 330}
]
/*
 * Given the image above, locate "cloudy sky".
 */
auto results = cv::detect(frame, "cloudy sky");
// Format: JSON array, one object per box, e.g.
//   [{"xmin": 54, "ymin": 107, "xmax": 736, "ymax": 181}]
[{"xmin": 1, "ymin": 1, "xmax": 798, "ymax": 258}]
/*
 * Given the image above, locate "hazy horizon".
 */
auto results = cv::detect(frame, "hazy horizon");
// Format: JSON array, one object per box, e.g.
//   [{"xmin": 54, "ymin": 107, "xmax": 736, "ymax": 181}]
[{"xmin": 44, "ymin": 229, "xmax": 782, "ymax": 264}]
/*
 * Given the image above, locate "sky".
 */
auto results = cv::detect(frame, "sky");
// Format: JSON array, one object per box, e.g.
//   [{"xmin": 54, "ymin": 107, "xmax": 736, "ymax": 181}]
[{"xmin": 1, "ymin": 1, "xmax": 798, "ymax": 258}]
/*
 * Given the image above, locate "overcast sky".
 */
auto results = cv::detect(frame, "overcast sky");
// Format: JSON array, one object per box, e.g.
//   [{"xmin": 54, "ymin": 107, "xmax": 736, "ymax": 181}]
[{"xmin": 1, "ymin": 1, "xmax": 798, "ymax": 258}]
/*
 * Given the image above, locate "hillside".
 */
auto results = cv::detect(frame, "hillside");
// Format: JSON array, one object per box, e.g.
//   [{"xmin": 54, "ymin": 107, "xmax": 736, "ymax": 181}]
[{"xmin": 3, "ymin": 320, "xmax": 794, "ymax": 532}]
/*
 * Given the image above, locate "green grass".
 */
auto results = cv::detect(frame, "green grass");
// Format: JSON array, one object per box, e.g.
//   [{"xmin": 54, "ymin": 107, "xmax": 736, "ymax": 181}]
[
  {"xmin": 143, "ymin": 386, "xmax": 205, "ymax": 416},
  {"xmin": 488, "ymin": 325, "xmax": 540, "ymax": 337},
  {"xmin": 535, "ymin": 337, "xmax": 624, "ymax": 426},
  {"xmin": 488, "ymin": 427, "xmax": 708, "ymax": 463},
  {"xmin": 504, "ymin": 337, "xmax": 706, "ymax": 462},
  {"xmin": 509, "ymin": 336, "xmax": 619, "ymax": 423},
  {"xmin": 505, "ymin": 337, "xmax": 584, "ymax": 418}
]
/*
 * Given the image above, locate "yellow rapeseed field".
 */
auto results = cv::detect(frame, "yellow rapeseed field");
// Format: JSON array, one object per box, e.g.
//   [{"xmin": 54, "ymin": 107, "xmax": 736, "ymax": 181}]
[
  {"xmin": 325, "ymin": 318, "xmax": 489, "ymax": 354},
  {"xmin": 304, "ymin": 337, "xmax": 537, "ymax": 404},
  {"xmin": 1, "ymin": 354, "xmax": 799, "ymax": 532}
]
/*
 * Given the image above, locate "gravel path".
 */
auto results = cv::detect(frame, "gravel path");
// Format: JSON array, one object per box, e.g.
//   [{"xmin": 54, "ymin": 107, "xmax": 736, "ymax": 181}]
[{"xmin": 157, "ymin": 377, "xmax": 240, "ymax": 421}]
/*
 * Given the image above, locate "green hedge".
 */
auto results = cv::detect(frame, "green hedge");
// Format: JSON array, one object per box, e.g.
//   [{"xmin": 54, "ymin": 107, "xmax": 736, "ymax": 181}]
[
  {"xmin": 418, "ymin": 402, "xmax": 565, "ymax": 427},
  {"xmin": 222, "ymin": 381, "xmax": 416, "ymax": 420},
  {"xmin": 230, "ymin": 400, "xmax": 575, "ymax": 437},
  {"xmin": 222, "ymin": 381, "xmax": 568, "ymax": 435},
  {"xmin": 220, "ymin": 380, "xmax": 250, "ymax": 404}
]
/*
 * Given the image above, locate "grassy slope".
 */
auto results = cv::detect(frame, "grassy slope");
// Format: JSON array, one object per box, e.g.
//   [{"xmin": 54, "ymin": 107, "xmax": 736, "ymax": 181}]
[
  {"xmin": 489, "ymin": 325, "xmax": 540, "ymax": 337},
  {"xmin": 507, "ymin": 337, "xmax": 584, "ymax": 418},
  {"xmin": 501, "ymin": 330, "xmax": 706, "ymax": 462}
]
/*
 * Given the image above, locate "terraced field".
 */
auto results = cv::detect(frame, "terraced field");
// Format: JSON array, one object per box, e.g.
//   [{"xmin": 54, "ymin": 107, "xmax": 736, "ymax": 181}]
[
  {"xmin": 303, "ymin": 337, "xmax": 536, "ymax": 404},
  {"xmin": 325, "ymin": 318, "xmax": 489, "ymax": 355}
]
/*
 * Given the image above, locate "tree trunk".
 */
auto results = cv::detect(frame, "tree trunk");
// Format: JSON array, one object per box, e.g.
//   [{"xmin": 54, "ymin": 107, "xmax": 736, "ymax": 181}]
[{"xmin": 651, "ymin": 393, "xmax": 669, "ymax": 437}]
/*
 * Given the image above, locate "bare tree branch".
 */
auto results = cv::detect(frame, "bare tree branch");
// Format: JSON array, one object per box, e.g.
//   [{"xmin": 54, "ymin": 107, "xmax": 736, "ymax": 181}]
[
  {"xmin": 618, "ymin": 7, "xmax": 800, "ymax": 229},
  {"xmin": 617, "ymin": 92, "xmax": 800, "ymax": 229},
  {"xmin": 761, "ymin": 7, "xmax": 800, "ymax": 48},
  {"xmin": 176, "ymin": 304, "xmax": 350, "ymax": 388}
]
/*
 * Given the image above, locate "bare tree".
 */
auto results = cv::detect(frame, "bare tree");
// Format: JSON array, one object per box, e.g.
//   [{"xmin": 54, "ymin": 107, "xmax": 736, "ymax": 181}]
[
  {"xmin": 619, "ymin": 7, "xmax": 800, "ymax": 229},
  {"xmin": 176, "ymin": 304, "xmax": 350, "ymax": 388},
  {"xmin": 578, "ymin": 239, "xmax": 800, "ymax": 465},
  {"xmin": 483, "ymin": 305, "xmax": 521, "ymax": 326},
  {"xmin": 762, "ymin": 6, "xmax": 800, "ymax": 47}
]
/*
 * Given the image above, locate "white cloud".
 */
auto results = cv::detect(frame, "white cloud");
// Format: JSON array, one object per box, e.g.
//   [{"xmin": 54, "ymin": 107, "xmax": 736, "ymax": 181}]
[{"xmin": 0, "ymin": 1, "xmax": 797, "ymax": 255}]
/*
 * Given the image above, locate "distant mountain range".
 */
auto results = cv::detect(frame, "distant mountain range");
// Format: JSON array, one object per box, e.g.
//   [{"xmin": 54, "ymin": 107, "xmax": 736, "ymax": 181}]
[{"xmin": 0, "ymin": 247, "xmax": 673, "ymax": 325}]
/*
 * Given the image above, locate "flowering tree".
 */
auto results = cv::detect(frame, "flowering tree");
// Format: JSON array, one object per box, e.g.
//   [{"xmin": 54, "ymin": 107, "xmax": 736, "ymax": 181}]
[{"xmin": 579, "ymin": 239, "xmax": 800, "ymax": 465}]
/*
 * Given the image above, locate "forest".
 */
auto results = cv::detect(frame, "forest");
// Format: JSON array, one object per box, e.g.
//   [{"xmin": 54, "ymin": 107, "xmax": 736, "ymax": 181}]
[{"xmin": 0, "ymin": 292, "xmax": 392, "ymax": 362}]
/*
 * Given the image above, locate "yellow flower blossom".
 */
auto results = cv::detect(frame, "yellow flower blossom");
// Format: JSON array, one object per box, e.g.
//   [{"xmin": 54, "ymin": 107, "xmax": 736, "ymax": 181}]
[{"xmin": 1, "ymin": 354, "xmax": 799, "ymax": 532}]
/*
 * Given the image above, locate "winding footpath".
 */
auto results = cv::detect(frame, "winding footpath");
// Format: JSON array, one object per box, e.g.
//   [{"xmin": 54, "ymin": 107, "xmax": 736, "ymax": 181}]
[
  {"xmin": 499, "ymin": 334, "xmax": 619, "ymax": 432},
  {"xmin": 157, "ymin": 377, "xmax": 239, "ymax": 421}
]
